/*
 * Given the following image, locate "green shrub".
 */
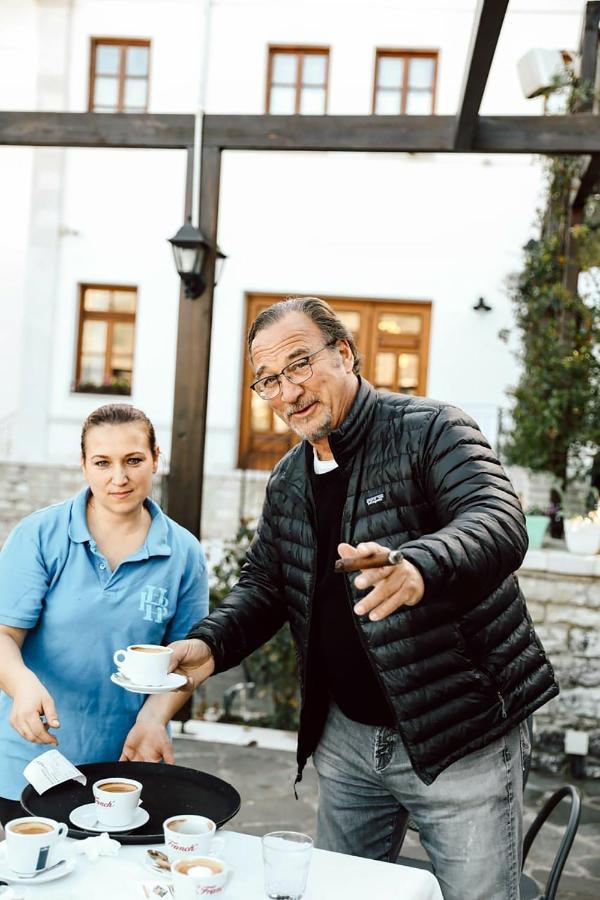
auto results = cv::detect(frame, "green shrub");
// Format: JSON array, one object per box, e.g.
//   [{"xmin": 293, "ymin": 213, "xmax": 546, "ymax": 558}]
[{"xmin": 209, "ymin": 522, "xmax": 300, "ymax": 731}]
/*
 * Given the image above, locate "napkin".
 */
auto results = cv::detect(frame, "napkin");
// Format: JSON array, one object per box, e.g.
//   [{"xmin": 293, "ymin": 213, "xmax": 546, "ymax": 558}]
[
  {"xmin": 72, "ymin": 832, "xmax": 121, "ymax": 861},
  {"xmin": 23, "ymin": 749, "xmax": 87, "ymax": 794},
  {"xmin": 0, "ymin": 888, "xmax": 25, "ymax": 900}
]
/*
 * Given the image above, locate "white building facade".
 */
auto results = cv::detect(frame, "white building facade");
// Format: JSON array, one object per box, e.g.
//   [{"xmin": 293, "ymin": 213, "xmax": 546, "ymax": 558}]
[{"xmin": 0, "ymin": 0, "xmax": 585, "ymax": 537}]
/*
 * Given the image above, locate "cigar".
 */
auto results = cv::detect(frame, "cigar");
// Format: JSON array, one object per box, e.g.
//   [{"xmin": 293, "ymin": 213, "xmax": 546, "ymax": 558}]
[{"xmin": 334, "ymin": 548, "xmax": 404, "ymax": 573}]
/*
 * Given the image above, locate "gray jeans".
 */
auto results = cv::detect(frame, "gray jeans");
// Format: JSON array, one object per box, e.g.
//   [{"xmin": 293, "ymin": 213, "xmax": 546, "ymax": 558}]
[{"xmin": 313, "ymin": 703, "xmax": 530, "ymax": 900}]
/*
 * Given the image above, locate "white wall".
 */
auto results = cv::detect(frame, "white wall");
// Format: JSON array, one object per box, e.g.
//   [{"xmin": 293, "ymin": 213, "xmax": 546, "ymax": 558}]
[
  {"xmin": 0, "ymin": 0, "xmax": 587, "ymax": 476},
  {"xmin": 0, "ymin": 0, "xmax": 37, "ymax": 446}
]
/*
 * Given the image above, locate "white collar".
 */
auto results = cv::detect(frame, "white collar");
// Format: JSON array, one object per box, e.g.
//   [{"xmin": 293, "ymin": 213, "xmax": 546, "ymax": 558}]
[{"xmin": 313, "ymin": 448, "xmax": 338, "ymax": 475}]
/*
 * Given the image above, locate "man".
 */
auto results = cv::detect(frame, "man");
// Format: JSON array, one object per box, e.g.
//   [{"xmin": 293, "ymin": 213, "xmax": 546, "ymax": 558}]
[{"xmin": 169, "ymin": 297, "xmax": 558, "ymax": 900}]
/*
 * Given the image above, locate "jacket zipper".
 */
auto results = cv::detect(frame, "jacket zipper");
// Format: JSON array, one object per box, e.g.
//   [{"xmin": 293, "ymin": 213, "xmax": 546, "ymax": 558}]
[
  {"xmin": 338, "ymin": 444, "xmax": 429, "ymax": 781},
  {"xmin": 294, "ymin": 479, "xmax": 319, "ymax": 787},
  {"xmin": 475, "ymin": 661, "xmax": 507, "ymax": 719}
]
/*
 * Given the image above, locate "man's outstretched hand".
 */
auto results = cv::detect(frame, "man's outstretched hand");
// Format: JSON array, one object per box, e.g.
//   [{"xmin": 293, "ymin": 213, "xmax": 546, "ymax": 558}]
[
  {"xmin": 338, "ymin": 541, "xmax": 425, "ymax": 620},
  {"xmin": 168, "ymin": 638, "xmax": 215, "ymax": 690}
]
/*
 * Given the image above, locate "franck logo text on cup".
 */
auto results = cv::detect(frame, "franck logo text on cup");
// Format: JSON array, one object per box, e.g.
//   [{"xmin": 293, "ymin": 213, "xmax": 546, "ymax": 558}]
[{"xmin": 168, "ymin": 839, "xmax": 200, "ymax": 854}]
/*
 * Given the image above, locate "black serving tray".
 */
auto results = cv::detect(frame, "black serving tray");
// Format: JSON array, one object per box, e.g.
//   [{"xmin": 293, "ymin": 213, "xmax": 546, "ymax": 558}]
[{"xmin": 20, "ymin": 761, "xmax": 241, "ymax": 845}]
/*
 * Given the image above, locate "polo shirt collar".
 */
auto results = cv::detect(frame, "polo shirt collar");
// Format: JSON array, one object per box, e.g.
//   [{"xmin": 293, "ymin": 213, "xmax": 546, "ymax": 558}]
[
  {"xmin": 144, "ymin": 497, "xmax": 172, "ymax": 558},
  {"xmin": 68, "ymin": 488, "xmax": 171, "ymax": 558},
  {"xmin": 68, "ymin": 488, "xmax": 93, "ymax": 543}
]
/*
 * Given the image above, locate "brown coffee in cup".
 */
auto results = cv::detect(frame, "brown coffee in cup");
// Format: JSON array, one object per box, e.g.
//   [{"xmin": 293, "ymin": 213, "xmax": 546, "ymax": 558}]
[
  {"xmin": 98, "ymin": 782, "xmax": 138, "ymax": 793},
  {"xmin": 168, "ymin": 818, "xmax": 210, "ymax": 834},
  {"xmin": 10, "ymin": 822, "xmax": 53, "ymax": 835},
  {"xmin": 130, "ymin": 646, "xmax": 168, "ymax": 653},
  {"xmin": 176, "ymin": 858, "xmax": 224, "ymax": 876}
]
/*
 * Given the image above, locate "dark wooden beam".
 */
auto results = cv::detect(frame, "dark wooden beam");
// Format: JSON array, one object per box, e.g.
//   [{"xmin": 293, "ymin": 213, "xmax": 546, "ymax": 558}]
[
  {"xmin": 204, "ymin": 114, "xmax": 600, "ymax": 154},
  {"xmin": 573, "ymin": 154, "xmax": 600, "ymax": 209},
  {"xmin": 578, "ymin": 1, "xmax": 600, "ymax": 112},
  {"xmin": 453, "ymin": 0, "xmax": 509, "ymax": 150},
  {"xmin": 167, "ymin": 145, "xmax": 221, "ymax": 537},
  {"xmin": 2, "ymin": 111, "xmax": 600, "ymax": 155},
  {"xmin": 0, "ymin": 111, "xmax": 194, "ymax": 148},
  {"xmin": 471, "ymin": 115, "xmax": 600, "ymax": 153}
]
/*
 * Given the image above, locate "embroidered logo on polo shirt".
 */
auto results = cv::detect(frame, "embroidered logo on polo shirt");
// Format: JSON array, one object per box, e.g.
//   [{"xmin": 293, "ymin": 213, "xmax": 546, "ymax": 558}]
[
  {"xmin": 366, "ymin": 493, "xmax": 384, "ymax": 506},
  {"xmin": 139, "ymin": 585, "xmax": 169, "ymax": 623}
]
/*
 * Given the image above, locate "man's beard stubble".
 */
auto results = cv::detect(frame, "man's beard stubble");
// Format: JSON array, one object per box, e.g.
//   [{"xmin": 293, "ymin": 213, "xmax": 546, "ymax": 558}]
[{"xmin": 281, "ymin": 397, "xmax": 333, "ymax": 444}]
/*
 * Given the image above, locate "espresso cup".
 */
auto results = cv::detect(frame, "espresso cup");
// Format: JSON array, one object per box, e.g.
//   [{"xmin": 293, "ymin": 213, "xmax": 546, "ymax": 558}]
[
  {"xmin": 163, "ymin": 815, "xmax": 224, "ymax": 864},
  {"xmin": 113, "ymin": 644, "xmax": 172, "ymax": 686},
  {"xmin": 5, "ymin": 817, "xmax": 68, "ymax": 875},
  {"xmin": 92, "ymin": 777, "xmax": 142, "ymax": 827},
  {"xmin": 171, "ymin": 856, "xmax": 229, "ymax": 899}
]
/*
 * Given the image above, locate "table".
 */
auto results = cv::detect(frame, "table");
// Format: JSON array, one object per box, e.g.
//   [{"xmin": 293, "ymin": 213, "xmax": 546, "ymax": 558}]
[{"xmin": 1, "ymin": 831, "xmax": 443, "ymax": 899}]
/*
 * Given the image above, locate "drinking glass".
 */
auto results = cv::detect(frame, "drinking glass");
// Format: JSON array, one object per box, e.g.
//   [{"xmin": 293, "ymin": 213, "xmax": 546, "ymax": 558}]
[{"xmin": 262, "ymin": 831, "xmax": 313, "ymax": 900}]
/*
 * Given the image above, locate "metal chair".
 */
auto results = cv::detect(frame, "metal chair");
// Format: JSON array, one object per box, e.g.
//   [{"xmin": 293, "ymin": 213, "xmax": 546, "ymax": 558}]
[
  {"xmin": 520, "ymin": 784, "xmax": 581, "ymax": 900},
  {"xmin": 398, "ymin": 784, "xmax": 582, "ymax": 900}
]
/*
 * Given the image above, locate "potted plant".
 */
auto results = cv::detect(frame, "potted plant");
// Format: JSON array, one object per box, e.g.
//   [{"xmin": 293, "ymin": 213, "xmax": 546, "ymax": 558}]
[
  {"xmin": 564, "ymin": 506, "xmax": 600, "ymax": 555},
  {"xmin": 524, "ymin": 505, "xmax": 551, "ymax": 551}
]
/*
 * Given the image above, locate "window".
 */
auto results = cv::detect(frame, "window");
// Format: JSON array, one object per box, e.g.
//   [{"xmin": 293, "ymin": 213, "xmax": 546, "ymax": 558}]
[
  {"xmin": 89, "ymin": 38, "xmax": 150, "ymax": 112},
  {"xmin": 373, "ymin": 50, "xmax": 438, "ymax": 115},
  {"xmin": 238, "ymin": 294, "xmax": 431, "ymax": 470},
  {"xmin": 267, "ymin": 46, "xmax": 329, "ymax": 114},
  {"xmin": 74, "ymin": 285, "xmax": 137, "ymax": 395}
]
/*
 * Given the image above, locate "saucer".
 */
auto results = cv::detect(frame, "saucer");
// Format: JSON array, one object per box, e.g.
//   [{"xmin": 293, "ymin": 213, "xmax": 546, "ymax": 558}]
[
  {"xmin": 69, "ymin": 803, "xmax": 150, "ymax": 832},
  {"xmin": 111, "ymin": 671, "xmax": 187, "ymax": 694},
  {"xmin": 0, "ymin": 841, "xmax": 75, "ymax": 884}
]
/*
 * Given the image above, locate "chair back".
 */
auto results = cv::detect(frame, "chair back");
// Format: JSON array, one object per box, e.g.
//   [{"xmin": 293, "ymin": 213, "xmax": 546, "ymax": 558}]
[{"xmin": 522, "ymin": 784, "xmax": 581, "ymax": 900}]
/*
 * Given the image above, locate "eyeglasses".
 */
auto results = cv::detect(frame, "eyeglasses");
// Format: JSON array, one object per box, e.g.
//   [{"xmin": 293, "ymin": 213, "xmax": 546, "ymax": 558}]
[{"xmin": 251, "ymin": 340, "xmax": 338, "ymax": 400}]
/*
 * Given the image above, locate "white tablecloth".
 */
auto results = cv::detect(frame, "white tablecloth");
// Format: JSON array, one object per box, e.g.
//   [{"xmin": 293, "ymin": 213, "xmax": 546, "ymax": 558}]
[{"xmin": 2, "ymin": 831, "xmax": 443, "ymax": 900}]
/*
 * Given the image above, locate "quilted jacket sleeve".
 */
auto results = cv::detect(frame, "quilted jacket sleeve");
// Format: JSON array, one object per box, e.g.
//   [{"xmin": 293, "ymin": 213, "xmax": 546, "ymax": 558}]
[
  {"xmin": 399, "ymin": 405, "xmax": 528, "ymax": 602},
  {"xmin": 186, "ymin": 480, "xmax": 288, "ymax": 673}
]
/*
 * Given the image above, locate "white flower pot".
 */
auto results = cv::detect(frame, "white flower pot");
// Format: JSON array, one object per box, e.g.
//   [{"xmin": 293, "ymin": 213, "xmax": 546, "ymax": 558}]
[{"xmin": 564, "ymin": 518, "xmax": 600, "ymax": 555}]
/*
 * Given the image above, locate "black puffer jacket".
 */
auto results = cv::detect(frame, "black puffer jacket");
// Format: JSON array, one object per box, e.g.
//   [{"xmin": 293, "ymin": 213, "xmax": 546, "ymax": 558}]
[{"xmin": 190, "ymin": 379, "xmax": 558, "ymax": 784}]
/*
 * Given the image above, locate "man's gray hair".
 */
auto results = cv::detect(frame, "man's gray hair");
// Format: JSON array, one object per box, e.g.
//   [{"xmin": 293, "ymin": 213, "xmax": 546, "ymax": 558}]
[{"xmin": 247, "ymin": 297, "xmax": 361, "ymax": 375}]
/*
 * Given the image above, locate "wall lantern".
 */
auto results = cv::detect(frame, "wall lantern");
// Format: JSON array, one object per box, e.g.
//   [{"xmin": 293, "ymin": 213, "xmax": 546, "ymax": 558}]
[
  {"xmin": 168, "ymin": 217, "xmax": 226, "ymax": 299},
  {"xmin": 473, "ymin": 296, "xmax": 492, "ymax": 312}
]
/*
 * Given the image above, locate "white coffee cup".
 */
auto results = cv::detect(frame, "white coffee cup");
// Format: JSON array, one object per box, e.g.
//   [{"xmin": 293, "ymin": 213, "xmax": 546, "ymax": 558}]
[
  {"xmin": 163, "ymin": 815, "xmax": 224, "ymax": 864},
  {"xmin": 113, "ymin": 644, "xmax": 172, "ymax": 686},
  {"xmin": 92, "ymin": 777, "xmax": 143, "ymax": 827},
  {"xmin": 5, "ymin": 817, "xmax": 68, "ymax": 875},
  {"xmin": 171, "ymin": 856, "xmax": 230, "ymax": 899}
]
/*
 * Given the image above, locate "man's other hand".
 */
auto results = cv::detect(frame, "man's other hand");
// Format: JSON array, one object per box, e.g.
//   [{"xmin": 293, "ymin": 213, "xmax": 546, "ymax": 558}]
[
  {"xmin": 167, "ymin": 638, "xmax": 215, "ymax": 690},
  {"xmin": 338, "ymin": 541, "xmax": 425, "ymax": 621}
]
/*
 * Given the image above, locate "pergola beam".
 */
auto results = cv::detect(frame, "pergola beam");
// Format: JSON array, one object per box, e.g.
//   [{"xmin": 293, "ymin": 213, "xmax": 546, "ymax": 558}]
[
  {"xmin": 453, "ymin": 0, "xmax": 509, "ymax": 150},
  {"xmin": 573, "ymin": 154, "xmax": 600, "ymax": 210},
  {"xmin": 2, "ymin": 112, "xmax": 600, "ymax": 155},
  {"xmin": 578, "ymin": 1, "xmax": 600, "ymax": 110},
  {"xmin": 0, "ymin": 111, "xmax": 195, "ymax": 149},
  {"xmin": 203, "ymin": 114, "xmax": 600, "ymax": 154}
]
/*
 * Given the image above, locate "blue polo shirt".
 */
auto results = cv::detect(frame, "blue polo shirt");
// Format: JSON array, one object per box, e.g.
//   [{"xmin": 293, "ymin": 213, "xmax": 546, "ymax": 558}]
[{"xmin": 0, "ymin": 488, "xmax": 208, "ymax": 800}]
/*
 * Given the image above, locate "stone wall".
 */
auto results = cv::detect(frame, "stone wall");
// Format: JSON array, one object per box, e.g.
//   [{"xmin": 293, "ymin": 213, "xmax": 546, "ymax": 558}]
[
  {"xmin": 0, "ymin": 463, "xmax": 86, "ymax": 546},
  {"xmin": 0, "ymin": 462, "xmax": 265, "ymax": 546},
  {"xmin": 519, "ymin": 551, "xmax": 600, "ymax": 778}
]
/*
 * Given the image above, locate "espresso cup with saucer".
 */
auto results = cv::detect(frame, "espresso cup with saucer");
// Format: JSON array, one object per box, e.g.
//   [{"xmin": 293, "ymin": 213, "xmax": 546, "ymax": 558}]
[
  {"xmin": 113, "ymin": 644, "xmax": 173, "ymax": 686},
  {"xmin": 4, "ymin": 816, "xmax": 68, "ymax": 876},
  {"xmin": 171, "ymin": 856, "xmax": 230, "ymax": 899},
  {"xmin": 92, "ymin": 777, "xmax": 143, "ymax": 827},
  {"xmin": 163, "ymin": 815, "xmax": 224, "ymax": 864}
]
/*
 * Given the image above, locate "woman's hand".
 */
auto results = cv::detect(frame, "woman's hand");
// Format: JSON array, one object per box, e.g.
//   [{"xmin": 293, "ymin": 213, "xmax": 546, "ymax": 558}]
[
  {"xmin": 120, "ymin": 718, "xmax": 174, "ymax": 764},
  {"xmin": 10, "ymin": 672, "xmax": 60, "ymax": 745}
]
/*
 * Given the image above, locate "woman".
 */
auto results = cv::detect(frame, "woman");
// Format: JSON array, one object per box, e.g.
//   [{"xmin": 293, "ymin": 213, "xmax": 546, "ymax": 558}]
[{"xmin": 0, "ymin": 404, "xmax": 208, "ymax": 823}]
